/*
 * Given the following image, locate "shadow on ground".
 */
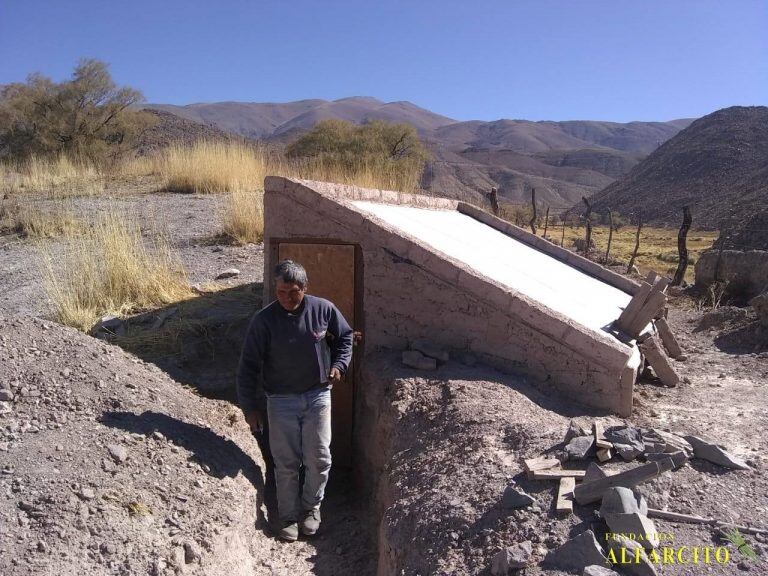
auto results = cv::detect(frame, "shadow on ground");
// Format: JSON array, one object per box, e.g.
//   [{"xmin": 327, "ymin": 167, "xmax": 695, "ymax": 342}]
[{"xmin": 109, "ymin": 282, "xmax": 263, "ymax": 400}]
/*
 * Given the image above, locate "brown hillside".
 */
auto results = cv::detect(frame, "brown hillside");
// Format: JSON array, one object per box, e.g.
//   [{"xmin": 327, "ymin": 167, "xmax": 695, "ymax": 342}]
[{"xmin": 586, "ymin": 106, "xmax": 768, "ymax": 229}]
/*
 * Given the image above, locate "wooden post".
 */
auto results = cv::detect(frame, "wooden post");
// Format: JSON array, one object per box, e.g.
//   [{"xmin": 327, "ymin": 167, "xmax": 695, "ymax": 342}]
[
  {"xmin": 626, "ymin": 211, "xmax": 643, "ymax": 274},
  {"xmin": 714, "ymin": 229, "xmax": 728, "ymax": 282},
  {"xmin": 543, "ymin": 206, "xmax": 550, "ymax": 239},
  {"xmin": 582, "ymin": 196, "xmax": 592, "ymax": 255},
  {"xmin": 556, "ymin": 477, "xmax": 575, "ymax": 516},
  {"xmin": 529, "ymin": 188, "xmax": 537, "ymax": 235},
  {"xmin": 487, "ymin": 187, "xmax": 499, "ymax": 216},
  {"xmin": 672, "ymin": 206, "xmax": 692, "ymax": 286},
  {"xmin": 605, "ymin": 209, "xmax": 614, "ymax": 264},
  {"xmin": 639, "ymin": 335, "xmax": 680, "ymax": 387},
  {"xmin": 560, "ymin": 216, "xmax": 566, "ymax": 247}
]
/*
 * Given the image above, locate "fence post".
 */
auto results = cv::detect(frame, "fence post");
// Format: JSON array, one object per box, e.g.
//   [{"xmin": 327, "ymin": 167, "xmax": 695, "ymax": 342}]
[
  {"xmin": 582, "ymin": 196, "xmax": 592, "ymax": 255},
  {"xmin": 560, "ymin": 216, "xmax": 566, "ymax": 247},
  {"xmin": 487, "ymin": 187, "xmax": 499, "ymax": 216},
  {"xmin": 605, "ymin": 209, "xmax": 614, "ymax": 264},
  {"xmin": 672, "ymin": 206, "xmax": 692, "ymax": 286},
  {"xmin": 529, "ymin": 188, "xmax": 537, "ymax": 235},
  {"xmin": 627, "ymin": 211, "xmax": 643, "ymax": 274},
  {"xmin": 543, "ymin": 206, "xmax": 550, "ymax": 239}
]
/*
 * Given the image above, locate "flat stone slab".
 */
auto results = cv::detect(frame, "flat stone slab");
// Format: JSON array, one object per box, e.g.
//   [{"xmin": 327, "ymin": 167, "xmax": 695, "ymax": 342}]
[
  {"xmin": 411, "ymin": 339, "xmax": 449, "ymax": 363},
  {"xmin": 501, "ymin": 484, "xmax": 537, "ymax": 509},
  {"xmin": 603, "ymin": 512, "xmax": 659, "ymax": 550},
  {"xmin": 605, "ymin": 535, "xmax": 658, "ymax": 576},
  {"xmin": 543, "ymin": 530, "xmax": 608, "ymax": 572},
  {"xmin": 584, "ymin": 462, "xmax": 608, "ymax": 483},
  {"xmin": 684, "ymin": 435, "xmax": 750, "ymax": 470},
  {"xmin": 584, "ymin": 566, "xmax": 621, "ymax": 576},
  {"xmin": 566, "ymin": 435, "xmax": 596, "ymax": 460},
  {"xmin": 600, "ymin": 487, "xmax": 647, "ymax": 516}
]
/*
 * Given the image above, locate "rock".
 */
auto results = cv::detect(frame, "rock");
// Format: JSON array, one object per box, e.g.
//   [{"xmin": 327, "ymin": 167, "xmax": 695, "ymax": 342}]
[
  {"xmin": 646, "ymin": 429, "xmax": 693, "ymax": 456},
  {"xmin": 566, "ymin": 435, "xmax": 595, "ymax": 460},
  {"xmin": 584, "ymin": 566, "xmax": 620, "ymax": 576},
  {"xmin": 684, "ymin": 435, "xmax": 750, "ymax": 470},
  {"xmin": 751, "ymin": 292, "xmax": 768, "ymax": 327},
  {"xmin": 605, "ymin": 425, "xmax": 645, "ymax": 461},
  {"xmin": 564, "ymin": 418, "xmax": 592, "ymax": 442},
  {"xmin": 603, "ymin": 512, "xmax": 659, "ymax": 550},
  {"xmin": 410, "ymin": 339, "xmax": 449, "ymax": 363},
  {"xmin": 183, "ymin": 541, "xmax": 201, "ymax": 564},
  {"xmin": 605, "ymin": 535, "xmax": 657, "ymax": 576},
  {"xmin": 543, "ymin": 530, "xmax": 608, "ymax": 572},
  {"xmin": 600, "ymin": 487, "xmax": 647, "ymax": 516},
  {"xmin": 584, "ymin": 462, "xmax": 608, "ymax": 483},
  {"xmin": 78, "ymin": 487, "xmax": 96, "ymax": 500},
  {"xmin": 491, "ymin": 541, "xmax": 533, "ymax": 574},
  {"xmin": 0, "ymin": 389, "xmax": 13, "ymax": 402},
  {"xmin": 215, "ymin": 268, "xmax": 240, "ymax": 280},
  {"xmin": 501, "ymin": 484, "xmax": 537, "ymax": 509},
  {"xmin": 401, "ymin": 350, "xmax": 437, "ymax": 370},
  {"xmin": 107, "ymin": 444, "xmax": 128, "ymax": 463},
  {"xmin": 645, "ymin": 451, "xmax": 688, "ymax": 469}
]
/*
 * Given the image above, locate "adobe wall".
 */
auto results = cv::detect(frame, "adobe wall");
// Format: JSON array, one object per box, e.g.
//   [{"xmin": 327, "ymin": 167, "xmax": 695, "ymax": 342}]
[
  {"xmin": 695, "ymin": 249, "xmax": 768, "ymax": 300},
  {"xmin": 263, "ymin": 177, "xmax": 636, "ymax": 416}
]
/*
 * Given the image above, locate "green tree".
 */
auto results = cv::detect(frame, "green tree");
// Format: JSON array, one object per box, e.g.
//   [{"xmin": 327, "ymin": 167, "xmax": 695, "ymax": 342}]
[
  {"xmin": 285, "ymin": 119, "xmax": 429, "ymax": 191},
  {"xmin": 0, "ymin": 59, "xmax": 154, "ymax": 163}
]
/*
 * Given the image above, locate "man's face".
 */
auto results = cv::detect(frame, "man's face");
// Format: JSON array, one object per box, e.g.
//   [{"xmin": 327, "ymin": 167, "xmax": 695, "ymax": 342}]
[{"xmin": 276, "ymin": 281, "xmax": 306, "ymax": 311}]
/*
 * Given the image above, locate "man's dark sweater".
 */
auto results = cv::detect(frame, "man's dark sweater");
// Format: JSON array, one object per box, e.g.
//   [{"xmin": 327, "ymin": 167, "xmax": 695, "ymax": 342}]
[{"xmin": 236, "ymin": 294, "xmax": 354, "ymax": 413}]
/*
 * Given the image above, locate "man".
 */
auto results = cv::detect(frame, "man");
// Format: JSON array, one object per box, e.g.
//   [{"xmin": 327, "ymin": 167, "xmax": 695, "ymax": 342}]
[{"xmin": 237, "ymin": 260, "xmax": 354, "ymax": 542}]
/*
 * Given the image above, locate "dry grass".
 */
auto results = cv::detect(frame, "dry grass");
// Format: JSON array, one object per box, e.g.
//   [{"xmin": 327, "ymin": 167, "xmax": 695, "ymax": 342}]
[
  {"xmin": 545, "ymin": 223, "xmax": 718, "ymax": 281},
  {"xmin": 10, "ymin": 154, "xmax": 106, "ymax": 198},
  {"xmin": 0, "ymin": 197, "xmax": 87, "ymax": 238},
  {"xmin": 222, "ymin": 189, "xmax": 264, "ymax": 244},
  {"xmin": 39, "ymin": 211, "xmax": 195, "ymax": 331},
  {"xmin": 156, "ymin": 140, "xmax": 269, "ymax": 194}
]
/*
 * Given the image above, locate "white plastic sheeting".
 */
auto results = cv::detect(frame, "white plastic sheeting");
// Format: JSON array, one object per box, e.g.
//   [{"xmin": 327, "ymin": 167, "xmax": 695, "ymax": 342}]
[{"xmin": 353, "ymin": 201, "xmax": 632, "ymax": 336}]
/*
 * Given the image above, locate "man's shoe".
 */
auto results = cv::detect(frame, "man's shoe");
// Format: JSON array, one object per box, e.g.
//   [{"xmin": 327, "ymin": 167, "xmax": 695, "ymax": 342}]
[
  {"xmin": 300, "ymin": 509, "xmax": 321, "ymax": 536},
  {"xmin": 278, "ymin": 521, "xmax": 299, "ymax": 542}
]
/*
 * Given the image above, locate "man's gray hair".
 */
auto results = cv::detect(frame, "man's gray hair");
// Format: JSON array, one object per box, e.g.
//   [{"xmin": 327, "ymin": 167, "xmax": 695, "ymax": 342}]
[{"xmin": 274, "ymin": 260, "xmax": 308, "ymax": 288}]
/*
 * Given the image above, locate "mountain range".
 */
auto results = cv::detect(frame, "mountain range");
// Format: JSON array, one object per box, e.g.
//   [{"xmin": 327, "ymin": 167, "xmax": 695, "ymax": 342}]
[{"xmin": 147, "ymin": 97, "xmax": 694, "ymax": 209}]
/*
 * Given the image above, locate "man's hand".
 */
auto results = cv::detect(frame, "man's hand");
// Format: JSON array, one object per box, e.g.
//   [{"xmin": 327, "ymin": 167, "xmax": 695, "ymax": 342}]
[
  {"xmin": 329, "ymin": 367, "xmax": 342, "ymax": 383},
  {"xmin": 244, "ymin": 410, "xmax": 265, "ymax": 433}
]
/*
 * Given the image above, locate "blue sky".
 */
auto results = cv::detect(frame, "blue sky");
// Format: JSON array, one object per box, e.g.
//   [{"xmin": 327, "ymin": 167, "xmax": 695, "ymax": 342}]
[{"xmin": 1, "ymin": 0, "xmax": 766, "ymax": 122}]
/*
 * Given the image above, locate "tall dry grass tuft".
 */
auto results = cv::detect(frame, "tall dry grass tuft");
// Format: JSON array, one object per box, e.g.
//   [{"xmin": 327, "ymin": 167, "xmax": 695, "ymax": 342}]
[
  {"xmin": 222, "ymin": 189, "xmax": 265, "ymax": 244},
  {"xmin": 0, "ymin": 197, "xmax": 86, "ymax": 238},
  {"xmin": 157, "ymin": 140, "xmax": 269, "ymax": 194},
  {"xmin": 16, "ymin": 154, "xmax": 105, "ymax": 198},
  {"xmin": 291, "ymin": 157, "xmax": 422, "ymax": 193},
  {"xmin": 40, "ymin": 211, "xmax": 195, "ymax": 331}
]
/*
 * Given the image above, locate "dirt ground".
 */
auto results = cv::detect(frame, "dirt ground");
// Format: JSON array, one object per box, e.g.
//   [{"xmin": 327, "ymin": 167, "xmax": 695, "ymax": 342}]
[{"xmin": 1, "ymin": 188, "xmax": 766, "ymax": 575}]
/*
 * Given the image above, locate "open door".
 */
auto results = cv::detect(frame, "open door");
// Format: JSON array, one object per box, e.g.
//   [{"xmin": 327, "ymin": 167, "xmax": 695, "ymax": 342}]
[{"xmin": 277, "ymin": 242, "xmax": 358, "ymax": 467}]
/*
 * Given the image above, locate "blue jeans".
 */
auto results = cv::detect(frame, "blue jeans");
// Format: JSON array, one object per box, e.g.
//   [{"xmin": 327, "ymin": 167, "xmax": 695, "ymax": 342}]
[{"xmin": 266, "ymin": 387, "xmax": 332, "ymax": 523}]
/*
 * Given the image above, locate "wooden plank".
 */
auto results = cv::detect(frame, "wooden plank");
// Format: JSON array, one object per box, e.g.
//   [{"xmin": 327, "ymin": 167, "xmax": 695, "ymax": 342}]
[
  {"xmin": 531, "ymin": 469, "xmax": 586, "ymax": 480},
  {"xmin": 616, "ymin": 281, "xmax": 652, "ymax": 332},
  {"xmin": 639, "ymin": 335, "xmax": 680, "ymax": 387},
  {"xmin": 593, "ymin": 421, "xmax": 613, "ymax": 450},
  {"xmin": 523, "ymin": 457, "xmax": 561, "ymax": 473},
  {"xmin": 646, "ymin": 270, "xmax": 658, "ymax": 284},
  {"xmin": 573, "ymin": 461, "xmax": 668, "ymax": 505},
  {"xmin": 556, "ymin": 477, "xmax": 575, "ymax": 516},
  {"xmin": 597, "ymin": 448, "xmax": 613, "ymax": 462},
  {"xmin": 655, "ymin": 317, "xmax": 683, "ymax": 359},
  {"xmin": 626, "ymin": 290, "xmax": 667, "ymax": 338}
]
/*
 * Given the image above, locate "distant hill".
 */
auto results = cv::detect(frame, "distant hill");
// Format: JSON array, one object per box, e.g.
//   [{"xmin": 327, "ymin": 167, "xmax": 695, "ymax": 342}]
[
  {"xmin": 585, "ymin": 106, "xmax": 768, "ymax": 230},
  {"xmin": 146, "ymin": 97, "xmax": 693, "ymax": 207},
  {"xmin": 137, "ymin": 109, "xmax": 245, "ymax": 154}
]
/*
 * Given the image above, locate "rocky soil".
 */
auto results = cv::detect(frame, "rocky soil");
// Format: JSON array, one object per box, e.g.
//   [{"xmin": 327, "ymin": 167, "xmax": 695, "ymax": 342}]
[{"xmin": 1, "ymin": 188, "xmax": 767, "ymax": 575}]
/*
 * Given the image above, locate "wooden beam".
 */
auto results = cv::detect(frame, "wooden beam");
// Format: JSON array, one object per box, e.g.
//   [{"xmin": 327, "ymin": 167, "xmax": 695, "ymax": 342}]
[
  {"xmin": 639, "ymin": 335, "xmax": 680, "ymax": 387},
  {"xmin": 531, "ymin": 469, "xmax": 586, "ymax": 481},
  {"xmin": 573, "ymin": 461, "xmax": 669, "ymax": 505},
  {"xmin": 523, "ymin": 456, "xmax": 561, "ymax": 474},
  {"xmin": 597, "ymin": 448, "xmax": 613, "ymax": 462},
  {"xmin": 626, "ymin": 290, "xmax": 667, "ymax": 338},
  {"xmin": 556, "ymin": 477, "xmax": 575, "ymax": 516},
  {"xmin": 616, "ymin": 281, "xmax": 653, "ymax": 332},
  {"xmin": 593, "ymin": 421, "xmax": 613, "ymax": 450},
  {"xmin": 655, "ymin": 317, "xmax": 683, "ymax": 359}
]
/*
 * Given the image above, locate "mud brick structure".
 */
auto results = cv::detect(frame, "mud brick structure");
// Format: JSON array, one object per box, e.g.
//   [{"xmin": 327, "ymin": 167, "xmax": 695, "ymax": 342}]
[{"xmin": 263, "ymin": 177, "xmax": 644, "ymax": 424}]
